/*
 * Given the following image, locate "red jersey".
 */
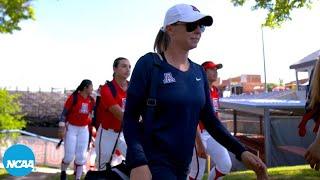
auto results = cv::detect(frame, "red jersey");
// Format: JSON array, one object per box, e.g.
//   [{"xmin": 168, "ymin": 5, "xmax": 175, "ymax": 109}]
[
  {"xmin": 64, "ymin": 93, "xmax": 95, "ymax": 126},
  {"xmin": 96, "ymin": 79, "xmax": 127, "ymax": 131},
  {"xmin": 199, "ymin": 86, "xmax": 220, "ymax": 131}
]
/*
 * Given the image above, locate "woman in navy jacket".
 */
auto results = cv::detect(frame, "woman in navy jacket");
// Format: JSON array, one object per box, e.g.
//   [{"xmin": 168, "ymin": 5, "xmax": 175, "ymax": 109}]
[{"xmin": 123, "ymin": 4, "xmax": 268, "ymax": 180}]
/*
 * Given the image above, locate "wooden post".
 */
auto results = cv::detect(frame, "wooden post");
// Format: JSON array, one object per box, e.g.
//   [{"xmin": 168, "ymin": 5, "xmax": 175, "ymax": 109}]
[
  {"xmin": 259, "ymin": 115, "xmax": 263, "ymax": 135},
  {"xmin": 264, "ymin": 108, "xmax": 271, "ymax": 166}
]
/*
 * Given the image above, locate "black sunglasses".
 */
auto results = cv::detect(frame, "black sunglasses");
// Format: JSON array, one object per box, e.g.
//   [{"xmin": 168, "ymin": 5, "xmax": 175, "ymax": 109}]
[{"xmin": 174, "ymin": 22, "xmax": 206, "ymax": 32}]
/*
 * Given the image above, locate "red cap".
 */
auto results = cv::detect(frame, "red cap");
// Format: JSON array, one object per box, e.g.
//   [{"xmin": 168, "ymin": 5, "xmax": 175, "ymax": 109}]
[{"xmin": 201, "ymin": 61, "xmax": 222, "ymax": 70}]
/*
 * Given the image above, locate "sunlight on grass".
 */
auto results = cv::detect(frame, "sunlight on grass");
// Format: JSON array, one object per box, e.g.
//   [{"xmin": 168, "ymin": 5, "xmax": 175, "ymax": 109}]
[
  {"xmin": 0, "ymin": 168, "xmax": 9, "ymax": 179},
  {"xmin": 0, "ymin": 168, "xmax": 6, "ymax": 175},
  {"xmin": 224, "ymin": 165, "xmax": 320, "ymax": 180}
]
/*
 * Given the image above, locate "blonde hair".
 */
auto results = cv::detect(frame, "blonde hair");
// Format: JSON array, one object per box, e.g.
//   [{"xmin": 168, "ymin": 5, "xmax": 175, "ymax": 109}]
[
  {"xmin": 153, "ymin": 30, "xmax": 171, "ymax": 54},
  {"xmin": 309, "ymin": 58, "xmax": 320, "ymax": 109}
]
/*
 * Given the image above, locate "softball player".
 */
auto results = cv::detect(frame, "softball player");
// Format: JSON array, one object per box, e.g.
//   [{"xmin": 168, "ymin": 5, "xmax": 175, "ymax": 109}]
[
  {"xmin": 95, "ymin": 57, "xmax": 131, "ymax": 171},
  {"xmin": 189, "ymin": 61, "xmax": 232, "ymax": 180},
  {"xmin": 58, "ymin": 79, "xmax": 95, "ymax": 180}
]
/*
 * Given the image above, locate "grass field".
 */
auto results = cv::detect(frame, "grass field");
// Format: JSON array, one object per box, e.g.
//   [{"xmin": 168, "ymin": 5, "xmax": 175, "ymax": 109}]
[
  {"xmin": 51, "ymin": 164, "xmax": 320, "ymax": 180},
  {"xmin": 224, "ymin": 165, "xmax": 319, "ymax": 180},
  {"xmin": 0, "ymin": 168, "xmax": 9, "ymax": 179},
  {"xmin": 1, "ymin": 164, "xmax": 319, "ymax": 179}
]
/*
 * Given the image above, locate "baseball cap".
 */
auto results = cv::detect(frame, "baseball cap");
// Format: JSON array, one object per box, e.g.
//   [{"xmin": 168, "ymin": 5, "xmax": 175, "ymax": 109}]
[
  {"xmin": 202, "ymin": 61, "xmax": 223, "ymax": 70},
  {"xmin": 161, "ymin": 4, "xmax": 213, "ymax": 31}
]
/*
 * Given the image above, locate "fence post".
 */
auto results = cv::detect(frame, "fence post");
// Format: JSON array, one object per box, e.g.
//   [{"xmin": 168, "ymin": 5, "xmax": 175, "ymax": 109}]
[{"xmin": 44, "ymin": 140, "xmax": 47, "ymax": 166}]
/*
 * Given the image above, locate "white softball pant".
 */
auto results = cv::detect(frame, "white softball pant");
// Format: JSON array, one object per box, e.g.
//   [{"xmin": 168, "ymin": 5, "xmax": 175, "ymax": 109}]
[
  {"xmin": 62, "ymin": 124, "xmax": 89, "ymax": 166},
  {"xmin": 189, "ymin": 130, "xmax": 232, "ymax": 180},
  {"xmin": 95, "ymin": 125, "xmax": 127, "ymax": 170}
]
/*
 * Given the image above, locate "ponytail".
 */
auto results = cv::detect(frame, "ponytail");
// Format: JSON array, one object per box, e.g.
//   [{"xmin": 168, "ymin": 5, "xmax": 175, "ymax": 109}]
[
  {"xmin": 309, "ymin": 59, "xmax": 320, "ymax": 109},
  {"xmin": 153, "ymin": 29, "xmax": 170, "ymax": 54},
  {"xmin": 73, "ymin": 79, "xmax": 92, "ymax": 96}
]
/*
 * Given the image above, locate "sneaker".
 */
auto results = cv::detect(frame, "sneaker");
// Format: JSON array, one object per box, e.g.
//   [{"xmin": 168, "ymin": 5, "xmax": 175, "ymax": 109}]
[{"xmin": 60, "ymin": 171, "xmax": 67, "ymax": 180}]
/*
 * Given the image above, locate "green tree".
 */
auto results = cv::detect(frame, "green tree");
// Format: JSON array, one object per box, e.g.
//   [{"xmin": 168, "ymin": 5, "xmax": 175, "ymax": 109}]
[
  {"xmin": 279, "ymin": 78, "xmax": 284, "ymax": 86},
  {"xmin": 267, "ymin": 83, "xmax": 277, "ymax": 92},
  {"xmin": 231, "ymin": 0, "xmax": 316, "ymax": 27},
  {"xmin": 0, "ymin": 1, "xmax": 317, "ymax": 33},
  {"xmin": 0, "ymin": 89, "xmax": 26, "ymax": 143},
  {"xmin": 0, "ymin": 0, "xmax": 35, "ymax": 33}
]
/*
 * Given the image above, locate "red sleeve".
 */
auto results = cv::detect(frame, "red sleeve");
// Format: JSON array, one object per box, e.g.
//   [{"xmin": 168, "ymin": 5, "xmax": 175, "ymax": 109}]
[
  {"xmin": 100, "ymin": 85, "xmax": 117, "ymax": 109},
  {"xmin": 64, "ymin": 94, "xmax": 74, "ymax": 111}
]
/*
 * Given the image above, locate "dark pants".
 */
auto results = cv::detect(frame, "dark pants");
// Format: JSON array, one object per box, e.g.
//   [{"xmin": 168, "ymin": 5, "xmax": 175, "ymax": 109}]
[{"xmin": 150, "ymin": 165, "xmax": 187, "ymax": 180}]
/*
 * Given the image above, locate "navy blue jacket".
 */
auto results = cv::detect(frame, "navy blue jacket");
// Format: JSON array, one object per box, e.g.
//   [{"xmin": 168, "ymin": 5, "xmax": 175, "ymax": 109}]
[{"xmin": 123, "ymin": 53, "xmax": 246, "ymax": 170}]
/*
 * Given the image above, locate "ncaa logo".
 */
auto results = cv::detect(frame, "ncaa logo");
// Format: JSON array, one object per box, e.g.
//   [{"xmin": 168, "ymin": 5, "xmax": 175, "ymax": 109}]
[{"xmin": 3, "ymin": 144, "xmax": 35, "ymax": 176}]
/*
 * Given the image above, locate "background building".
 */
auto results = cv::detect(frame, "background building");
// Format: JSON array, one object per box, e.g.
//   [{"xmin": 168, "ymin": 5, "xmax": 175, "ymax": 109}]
[{"xmin": 220, "ymin": 74, "xmax": 263, "ymax": 95}]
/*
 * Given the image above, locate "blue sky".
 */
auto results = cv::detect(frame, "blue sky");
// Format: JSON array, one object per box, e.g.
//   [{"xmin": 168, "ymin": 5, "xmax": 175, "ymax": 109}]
[{"xmin": 1, "ymin": 0, "xmax": 320, "ymax": 91}]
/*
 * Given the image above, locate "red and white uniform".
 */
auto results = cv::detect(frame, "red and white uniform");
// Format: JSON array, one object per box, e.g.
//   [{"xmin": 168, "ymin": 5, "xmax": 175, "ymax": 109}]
[
  {"xmin": 86, "ymin": 127, "xmax": 97, "ymax": 171},
  {"xmin": 61, "ymin": 93, "xmax": 95, "ymax": 177},
  {"xmin": 189, "ymin": 86, "xmax": 232, "ymax": 180},
  {"xmin": 95, "ymin": 80, "xmax": 127, "ymax": 170},
  {"xmin": 64, "ymin": 93, "xmax": 94, "ymax": 126},
  {"xmin": 199, "ymin": 86, "xmax": 220, "ymax": 131}
]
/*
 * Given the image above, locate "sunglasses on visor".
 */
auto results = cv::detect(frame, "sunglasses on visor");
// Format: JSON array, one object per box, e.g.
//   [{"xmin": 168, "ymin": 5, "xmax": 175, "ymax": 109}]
[{"xmin": 173, "ymin": 21, "xmax": 206, "ymax": 32}]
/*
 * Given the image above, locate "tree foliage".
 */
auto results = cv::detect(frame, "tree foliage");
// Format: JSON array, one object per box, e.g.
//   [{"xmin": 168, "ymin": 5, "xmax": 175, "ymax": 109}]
[
  {"xmin": 0, "ymin": 89, "xmax": 26, "ymax": 130},
  {"xmin": 0, "ymin": 1, "xmax": 317, "ymax": 33},
  {"xmin": 267, "ymin": 83, "xmax": 278, "ymax": 92},
  {"xmin": 231, "ymin": 0, "xmax": 315, "ymax": 27},
  {"xmin": 0, "ymin": 0, "xmax": 34, "ymax": 33}
]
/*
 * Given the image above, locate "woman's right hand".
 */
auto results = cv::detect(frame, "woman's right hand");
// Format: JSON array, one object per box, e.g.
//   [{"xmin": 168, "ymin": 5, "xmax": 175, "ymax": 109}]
[{"xmin": 130, "ymin": 165, "xmax": 152, "ymax": 180}]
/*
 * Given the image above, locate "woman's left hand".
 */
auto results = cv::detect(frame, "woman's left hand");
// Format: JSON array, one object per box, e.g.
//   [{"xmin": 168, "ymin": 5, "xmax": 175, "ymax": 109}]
[
  {"xmin": 241, "ymin": 151, "xmax": 268, "ymax": 180},
  {"xmin": 196, "ymin": 142, "xmax": 207, "ymax": 159}
]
